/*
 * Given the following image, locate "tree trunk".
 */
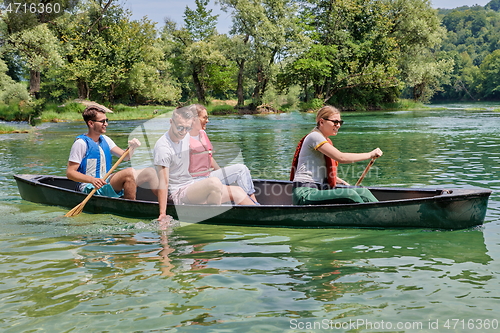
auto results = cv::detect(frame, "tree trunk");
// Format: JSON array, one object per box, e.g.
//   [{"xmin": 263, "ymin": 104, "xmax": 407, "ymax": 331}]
[
  {"xmin": 236, "ymin": 59, "xmax": 246, "ymax": 107},
  {"xmin": 303, "ymin": 80, "xmax": 309, "ymax": 102},
  {"xmin": 252, "ymin": 65, "xmax": 264, "ymax": 106},
  {"xmin": 77, "ymin": 79, "xmax": 90, "ymax": 100},
  {"xmin": 192, "ymin": 70, "xmax": 206, "ymax": 104},
  {"xmin": 29, "ymin": 70, "xmax": 41, "ymax": 95}
]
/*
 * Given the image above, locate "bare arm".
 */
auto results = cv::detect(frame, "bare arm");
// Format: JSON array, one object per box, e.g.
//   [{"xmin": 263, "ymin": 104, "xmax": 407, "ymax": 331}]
[
  {"xmin": 66, "ymin": 161, "xmax": 107, "ymax": 189},
  {"xmin": 156, "ymin": 165, "xmax": 172, "ymax": 222},
  {"xmin": 211, "ymin": 157, "xmax": 220, "ymax": 171},
  {"xmin": 317, "ymin": 143, "xmax": 382, "ymax": 164},
  {"xmin": 110, "ymin": 138, "xmax": 141, "ymax": 161}
]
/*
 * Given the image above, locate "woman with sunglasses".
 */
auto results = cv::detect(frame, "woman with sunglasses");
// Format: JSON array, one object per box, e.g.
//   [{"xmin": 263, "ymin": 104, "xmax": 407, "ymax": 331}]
[
  {"xmin": 290, "ymin": 105, "xmax": 383, "ymax": 205},
  {"xmin": 188, "ymin": 104, "xmax": 259, "ymax": 204}
]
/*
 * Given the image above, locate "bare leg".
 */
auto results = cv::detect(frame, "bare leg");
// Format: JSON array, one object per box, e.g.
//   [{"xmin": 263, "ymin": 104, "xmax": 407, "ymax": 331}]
[
  {"xmin": 109, "ymin": 167, "xmax": 137, "ymax": 200},
  {"xmin": 184, "ymin": 177, "xmax": 223, "ymax": 205},
  {"xmin": 135, "ymin": 167, "xmax": 160, "ymax": 196},
  {"xmin": 222, "ymin": 186, "xmax": 256, "ymax": 205}
]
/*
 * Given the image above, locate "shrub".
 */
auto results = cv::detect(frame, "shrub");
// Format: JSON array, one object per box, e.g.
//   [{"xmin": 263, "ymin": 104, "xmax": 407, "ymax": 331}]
[
  {"xmin": 62, "ymin": 102, "xmax": 86, "ymax": 113},
  {"xmin": 0, "ymin": 82, "xmax": 31, "ymax": 105},
  {"xmin": 209, "ymin": 104, "xmax": 235, "ymax": 115},
  {"xmin": 299, "ymin": 98, "xmax": 324, "ymax": 112},
  {"xmin": 0, "ymin": 103, "xmax": 34, "ymax": 121}
]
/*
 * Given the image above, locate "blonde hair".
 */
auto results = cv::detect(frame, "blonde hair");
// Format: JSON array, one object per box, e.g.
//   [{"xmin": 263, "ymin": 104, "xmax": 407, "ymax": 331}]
[
  {"xmin": 191, "ymin": 104, "xmax": 207, "ymax": 116},
  {"xmin": 316, "ymin": 105, "xmax": 340, "ymax": 127}
]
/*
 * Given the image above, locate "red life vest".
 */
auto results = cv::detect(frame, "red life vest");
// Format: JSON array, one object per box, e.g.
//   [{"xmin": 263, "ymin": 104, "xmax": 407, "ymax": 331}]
[
  {"xmin": 290, "ymin": 133, "xmax": 338, "ymax": 188},
  {"xmin": 189, "ymin": 130, "xmax": 214, "ymax": 177}
]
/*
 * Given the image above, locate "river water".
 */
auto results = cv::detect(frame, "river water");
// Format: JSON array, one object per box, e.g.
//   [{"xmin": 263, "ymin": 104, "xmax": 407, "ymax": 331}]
[{"xmin": 1, "ymin": 106, "xmax": 499, "ymax": 332}]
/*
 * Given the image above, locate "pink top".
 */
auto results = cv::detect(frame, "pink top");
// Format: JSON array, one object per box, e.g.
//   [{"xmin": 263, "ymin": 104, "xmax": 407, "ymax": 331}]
[{"xmin": 189, "ymin": 130, "xmax": 213, "ymax": 177}]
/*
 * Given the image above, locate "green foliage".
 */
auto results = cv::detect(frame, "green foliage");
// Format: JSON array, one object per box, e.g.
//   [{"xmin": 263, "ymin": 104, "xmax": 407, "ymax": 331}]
[
  {"xmin": 184, "ymin": 0, "xmax": 219, "ymax": 41},
  {"xmin": 7, "ymin": 23, "xmax": 63, "ymax": 72},
  {"xmin": 0, "ymin": 103, "xmax": 34, "ymax": 121},
  {"xmin": 49, "ymin": 1, "xmax": 179, "ymax": 104},
  {"xmin": 3, "ymin": 0, "xmax": 500, "ymax": 112},
  {"xmin": 0, "ymin": 58, "xmax": 33, "ymax": 120},
  {"xmin": 280, "ymin": 0, "xmax": 442, "ymax": 106},
  {"xmin": 299, "ymin": 98, "xmax": 324, "ymax": 112},
  {"xmin": 435, "ymin": 3, "xmax": 500, "ymax": 101},
  {"xmin": 477, "ymin": 49, "xmax": 500, "ymax": 99},
  {"xmin": 0, "ymin": 82, "xmax": 31, "ymax": 105},
  {"xmin": 0, "ymin": 123, "xmax": 18, "ymax": 133},
  {"xmin": 63, "ymin": 102, "xmax": 86, "ymax": 114},
  {"xmin": 208, "ymin": 104, "xmax": 235, "ymax": 115},
  {"xmin": 486, "ymin": 0, "xmax": 500, "ymax": 11},
  {"xmin": 220, "ymin": 0, "xmax": 306, "ymax": 106}
]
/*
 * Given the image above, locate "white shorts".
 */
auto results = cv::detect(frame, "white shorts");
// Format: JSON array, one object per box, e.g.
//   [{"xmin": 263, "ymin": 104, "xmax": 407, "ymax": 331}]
[{"xmin": 169, "ymin": 185, "xmax": 191, "ymax": 205}]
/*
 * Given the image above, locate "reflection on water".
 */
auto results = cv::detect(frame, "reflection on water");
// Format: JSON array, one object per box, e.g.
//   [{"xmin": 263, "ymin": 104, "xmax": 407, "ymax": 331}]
[{"xmin": 1, "ymin": 107, "xmax": 500, "ymax": 331}]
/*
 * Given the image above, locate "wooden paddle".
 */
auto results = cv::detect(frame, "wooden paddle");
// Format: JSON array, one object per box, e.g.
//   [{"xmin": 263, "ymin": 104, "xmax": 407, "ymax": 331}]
[
  {"xmin": 64, "ymin": 148, "xmax": 131, "ymax": 217},
  {"xmin": 355, "ymin": 157, "xmax": 377, "ymax": 186}
]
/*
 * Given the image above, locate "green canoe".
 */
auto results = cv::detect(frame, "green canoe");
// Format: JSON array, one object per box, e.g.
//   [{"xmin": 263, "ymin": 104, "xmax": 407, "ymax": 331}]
[{"xmin": 14, "ymin": 174, "xmax": 491, "ymax": 229}]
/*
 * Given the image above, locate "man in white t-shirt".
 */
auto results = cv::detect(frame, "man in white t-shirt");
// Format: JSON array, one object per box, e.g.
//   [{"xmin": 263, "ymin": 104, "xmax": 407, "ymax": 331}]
[
  {"xmin": 154, "ymin": 106, "xmax": 254, "ymax": 223},
  {"xmin": 67, "ymin": 106, "xmax": 157, "ymax": 199}
]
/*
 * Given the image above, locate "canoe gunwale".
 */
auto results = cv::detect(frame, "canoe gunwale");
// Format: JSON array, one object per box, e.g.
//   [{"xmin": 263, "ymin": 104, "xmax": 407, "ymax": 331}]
[{"xmin": 14, "ymin": 174, "xmax": 491, "ymax": 208}]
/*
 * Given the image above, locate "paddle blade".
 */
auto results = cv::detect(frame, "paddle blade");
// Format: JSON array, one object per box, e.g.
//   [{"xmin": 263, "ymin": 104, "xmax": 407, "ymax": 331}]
[{"xmin": 64, "ymin": 203, "xmax": 84, "ymax": 217}]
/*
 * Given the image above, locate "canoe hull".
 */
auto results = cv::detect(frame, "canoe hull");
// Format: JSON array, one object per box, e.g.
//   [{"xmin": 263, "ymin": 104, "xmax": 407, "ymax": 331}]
[{"xmin": 14, "ymin": 174, "xmax": 491, "ymax": 229}]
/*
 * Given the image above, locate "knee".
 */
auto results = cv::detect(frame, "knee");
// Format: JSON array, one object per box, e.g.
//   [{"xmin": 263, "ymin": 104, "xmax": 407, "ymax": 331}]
[
  {"xmin": 122, "ymin": 168, "xmax": 136, "ymax": 182},
  {"xmin": 144, "ymin": 167, "xmax": 158, "ymax": 181},
  {"xmin": 206, "ymin": 177, "xmax": 223, "ymax": 192},
  {"xmin": 236, "ymin": 164, "xmax": 250, "ymax": 174}
]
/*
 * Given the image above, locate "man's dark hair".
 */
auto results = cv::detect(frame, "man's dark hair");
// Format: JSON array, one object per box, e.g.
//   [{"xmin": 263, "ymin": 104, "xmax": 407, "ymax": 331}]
[{"xmin": 83, "ymin": 107, "xmax": 106, "ymax": 125}]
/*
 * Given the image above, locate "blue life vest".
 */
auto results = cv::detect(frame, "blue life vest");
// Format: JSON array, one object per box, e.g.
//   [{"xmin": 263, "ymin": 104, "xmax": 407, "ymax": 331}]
[{"xmin": 76, "ymin": 134, "xmax": 113, "ymax": 179}]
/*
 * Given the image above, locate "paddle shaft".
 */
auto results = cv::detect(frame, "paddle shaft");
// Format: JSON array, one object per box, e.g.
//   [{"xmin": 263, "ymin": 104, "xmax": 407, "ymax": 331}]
[
  {"xmin": 64, "ymin": 148, "xmax": 131, "ymax": 217},
  {"xmin": 355, "ymin": 157, "xmax": 377, "ymax": 186}
]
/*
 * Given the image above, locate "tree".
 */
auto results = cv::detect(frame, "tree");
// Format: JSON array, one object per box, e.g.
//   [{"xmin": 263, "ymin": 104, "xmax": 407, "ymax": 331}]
[
  {"xmin": 1, "ymin": 0, "xmax": 78, "ymax": 34},
  {"xmin": 436, "ymin": 4, "xmax": 500, "ymax": 101},
  {"xmin": 287, "ymin": 0, "xmax": 401, "ymax": 107},
  {"xmin": 279, "ymin": 44, "xmax": 337, "ymax": 102},
  {"xmin": 388, "ymin": 0, "xmax": 452, "ymax": 102},
  {"xmin": 50, "ymin": 0, "xmax": 179, "ymax": 104},
  {"xmin": 184, "ymin": 39, "xmax": 229, "ymax": 104},
  {"xmin": 0, "ymin": 58, "xmax": 30, "ymax": 106},
  {"xmin": 162, "ymin": 0, "xmax": 234, "ymax": 104},
  {"xmin": 8, "ymin": 24, "xmax": 62, "ymax": 95},
  {"xmin": 486, "ymin": 0, "xmax": 500, "ymax": 11},
  {"xmin": 184, "ymin": 0, "xmax": 218, "ymax": 41},
  {"xmin": 220, "ymin": 0, "xmax": 306, "ymax": 108},
  {"xmin": 477, "ymin": 49, "xmax": 500, "ymax": 99},
  {"xmin": 1, "ymin": 0, "xmax": 78, "ymax": 96}
]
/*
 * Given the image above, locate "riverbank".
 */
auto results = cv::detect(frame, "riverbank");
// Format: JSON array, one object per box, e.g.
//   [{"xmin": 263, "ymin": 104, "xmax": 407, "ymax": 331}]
[
  {"xmin": 2, "ymin": 99, "xmax": 488, "ymax": 132},
  {"xmin": 0, "ymin": 124, "xmax": 30, "ymax": 134},
  {"xmin": 39, "ymin": 105, "xmax": 176, "ymax": 123}
]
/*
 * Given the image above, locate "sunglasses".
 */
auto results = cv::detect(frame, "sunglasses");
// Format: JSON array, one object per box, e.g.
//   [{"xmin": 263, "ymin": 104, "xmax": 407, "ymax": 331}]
[
  {"xmin": 323, "ymin": 119, "xmax": 344, "ymax": 126},
  {"xmin": 172, "ymin": 118, "xmax": 192, "ymax": 132},
  {"xmin": 93, "ymin": 118, "xmax": 109, "ymax": 124}
]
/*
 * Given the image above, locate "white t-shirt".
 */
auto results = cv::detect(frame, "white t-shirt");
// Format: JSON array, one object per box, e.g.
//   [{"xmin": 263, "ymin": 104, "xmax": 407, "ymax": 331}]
[
  {"xmin": 153, "ymin": 132, "xmax": 194, "ymax": 194},
  {"xmin": 68, "ymin": 134, "xmax": 118, "ymax": 190},
  {"xmin": 293, "ymin": 130, "xmax": 331, "ymax": 184}
]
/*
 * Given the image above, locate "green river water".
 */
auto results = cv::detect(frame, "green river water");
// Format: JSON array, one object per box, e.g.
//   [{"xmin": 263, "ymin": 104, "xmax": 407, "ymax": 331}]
[{"xmin": 1, "ymin": 105, "xmax": 499, "ymax": 332}]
